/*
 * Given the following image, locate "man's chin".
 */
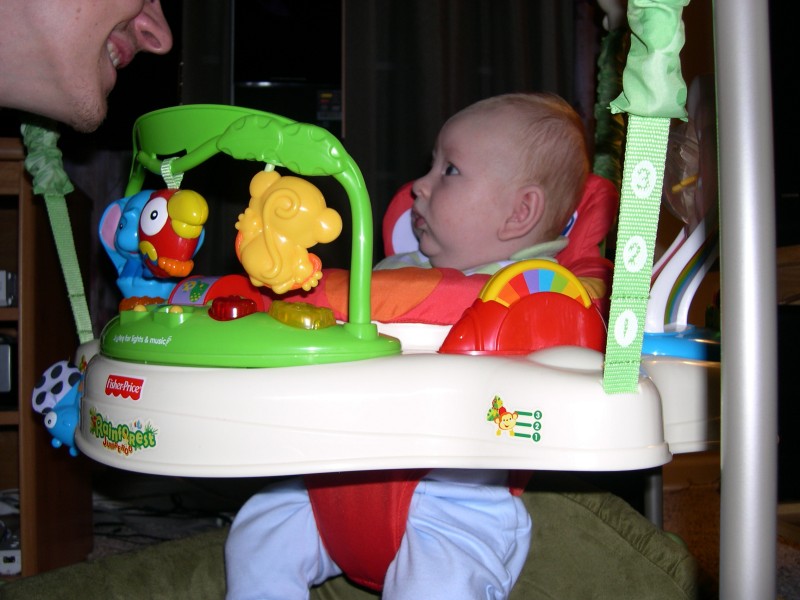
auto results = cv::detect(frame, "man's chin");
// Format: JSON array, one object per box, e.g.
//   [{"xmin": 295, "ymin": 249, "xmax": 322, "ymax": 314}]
[
  {"xmin": 69, "ymin": 120, "xmax": 103, "ymax": 134},
  {"xmin": 67, "ymin": 103, "xmax": 108, "ymax": 133}
]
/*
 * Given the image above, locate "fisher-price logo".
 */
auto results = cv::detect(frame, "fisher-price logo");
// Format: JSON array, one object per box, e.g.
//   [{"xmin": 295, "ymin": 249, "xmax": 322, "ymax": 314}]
[{"xmin": 105, "ymin": 374, "xmax": 144, "ymax": 401}]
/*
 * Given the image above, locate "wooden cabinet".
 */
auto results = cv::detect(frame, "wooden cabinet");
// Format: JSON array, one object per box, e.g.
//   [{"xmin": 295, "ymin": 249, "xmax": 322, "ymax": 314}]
[{"xmin": 0, "ymin": 137, "xmax": 92, "ymax": 578}]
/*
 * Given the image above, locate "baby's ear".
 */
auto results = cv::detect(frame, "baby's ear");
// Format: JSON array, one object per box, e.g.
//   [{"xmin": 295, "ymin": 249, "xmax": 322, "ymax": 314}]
[{"xmin": 498, "ymin": 185, "xmax": 544, "ymax": 241}]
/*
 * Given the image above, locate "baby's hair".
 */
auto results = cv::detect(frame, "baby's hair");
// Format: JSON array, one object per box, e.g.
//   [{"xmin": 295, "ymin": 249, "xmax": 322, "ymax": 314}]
[{"xmin": 456, "ymin": 93, "xmax": 590, "ymax": 238}]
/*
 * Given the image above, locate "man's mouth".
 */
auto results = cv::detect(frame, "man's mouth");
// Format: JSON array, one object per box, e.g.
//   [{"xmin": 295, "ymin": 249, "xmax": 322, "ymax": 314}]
[
  {"xmin": 106, "ymin": 41, "xmax": 121, "ymax": 68},
  {"xmin": 106, "ymin": 39, "xmax": 131, "ymax": 69}
]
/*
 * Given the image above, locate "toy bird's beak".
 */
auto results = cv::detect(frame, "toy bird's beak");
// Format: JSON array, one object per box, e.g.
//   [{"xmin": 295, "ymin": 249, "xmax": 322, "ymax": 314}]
[{"xmin": 169, "ymin": 189, "xmax": 209, "ymax": 239}]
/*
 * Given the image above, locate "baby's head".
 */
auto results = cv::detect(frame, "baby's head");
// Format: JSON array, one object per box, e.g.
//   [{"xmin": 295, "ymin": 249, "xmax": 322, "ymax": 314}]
[{"xmin": 411, "ymin": 92, "xmax": 589, "ymax": 271}]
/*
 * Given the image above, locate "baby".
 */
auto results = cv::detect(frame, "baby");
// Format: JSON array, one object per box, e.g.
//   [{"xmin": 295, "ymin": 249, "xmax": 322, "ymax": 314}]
[
  {"xmin": 378, "ymin": 92, "xmax": 588, "ymax": 275},
  {"xmin": 225, "ymin": 92, "xmax": 589, "ymax": 600}
]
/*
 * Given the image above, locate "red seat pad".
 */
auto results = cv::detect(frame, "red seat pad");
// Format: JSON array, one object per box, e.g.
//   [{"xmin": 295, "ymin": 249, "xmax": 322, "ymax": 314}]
[
  {"xmin": 305, "ymin": 469, "xmax": 429, "ymax": 591},
  {"xmin": 304, "ymin": 469, "xmax": 533, "ymax": 591}
]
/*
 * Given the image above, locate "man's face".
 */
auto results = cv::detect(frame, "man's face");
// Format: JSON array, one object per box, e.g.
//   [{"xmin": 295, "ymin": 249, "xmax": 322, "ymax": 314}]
[{"xmin": 28, "ymin": 0, "xmax": 173, "ymax": 131}]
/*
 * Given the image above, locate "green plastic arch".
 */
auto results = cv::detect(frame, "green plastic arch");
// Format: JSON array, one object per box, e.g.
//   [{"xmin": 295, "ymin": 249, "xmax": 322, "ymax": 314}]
[{"xmin": 125, "ymin": 104, "xmax": 375, "ymax": 339}]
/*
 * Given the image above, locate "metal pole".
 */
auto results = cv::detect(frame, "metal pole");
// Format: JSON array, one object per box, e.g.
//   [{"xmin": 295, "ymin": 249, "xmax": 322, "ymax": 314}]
[
  {"xmin": 644, "ymin": 468, "xmax": 664, "ymax": 529},
  {"xmin": 714, "ymin": 0, "xmax": 778, "ymax": 597}
]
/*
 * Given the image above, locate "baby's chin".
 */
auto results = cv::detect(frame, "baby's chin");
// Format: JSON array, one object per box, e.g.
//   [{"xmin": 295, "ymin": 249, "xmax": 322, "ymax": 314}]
[
  {"xmin": 421, "ymin": 239, "xmax": 485, "ymax": 271},
  {"xmin": 428, "ymin": 255, "xmax": 477, "ymax": 271}
]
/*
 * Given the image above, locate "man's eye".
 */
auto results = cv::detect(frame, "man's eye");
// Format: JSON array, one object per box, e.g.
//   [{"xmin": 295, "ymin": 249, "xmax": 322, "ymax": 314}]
[{"xmin": 444, "ymin": 164, "xmax": 460, "ymax": 176}]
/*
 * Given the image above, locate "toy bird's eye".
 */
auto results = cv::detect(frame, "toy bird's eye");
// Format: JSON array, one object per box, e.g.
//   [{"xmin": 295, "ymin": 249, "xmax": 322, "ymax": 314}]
[
  {"xmin": 44, "ymin": 412, "xmax": 58, "ymax": 429},
  {"xmin": 140, "ymin": 196, "xmax": 169, "ymax": 236}
]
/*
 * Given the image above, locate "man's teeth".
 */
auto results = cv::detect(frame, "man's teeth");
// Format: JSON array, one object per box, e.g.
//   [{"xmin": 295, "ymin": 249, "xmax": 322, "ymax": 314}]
[{"xmin": 107, "ymin": 42, "xmax": 121, "ymax": 68}]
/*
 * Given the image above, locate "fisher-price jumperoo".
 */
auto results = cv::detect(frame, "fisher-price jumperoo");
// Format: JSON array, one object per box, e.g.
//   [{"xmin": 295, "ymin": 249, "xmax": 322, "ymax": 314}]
[{"xmin": 28, "ymin": 99, "xmax": 717, "ymax": 479}]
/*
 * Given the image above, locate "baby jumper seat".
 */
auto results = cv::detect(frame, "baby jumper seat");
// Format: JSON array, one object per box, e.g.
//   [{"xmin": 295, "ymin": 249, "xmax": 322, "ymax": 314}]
[{"xmin": 57, "ymin": 103, "xmax": 718, "ymax": 478}]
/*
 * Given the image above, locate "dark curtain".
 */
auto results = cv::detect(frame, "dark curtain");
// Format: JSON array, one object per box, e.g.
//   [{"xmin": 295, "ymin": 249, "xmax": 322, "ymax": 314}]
[{"xmin": 343, "ymin": 0, "xmax": 602, "ymax": 260}]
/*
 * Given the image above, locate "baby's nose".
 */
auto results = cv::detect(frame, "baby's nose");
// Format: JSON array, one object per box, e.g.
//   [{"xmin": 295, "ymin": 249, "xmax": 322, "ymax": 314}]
[{"xmin": 411, "ymin": 177, "xmax": 428, "ymax": 201}]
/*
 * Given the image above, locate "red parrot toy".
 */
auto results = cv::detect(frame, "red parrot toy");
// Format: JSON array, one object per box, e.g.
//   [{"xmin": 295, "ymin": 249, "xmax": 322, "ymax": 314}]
[{"xmin": 138, "ymin": 188, "xmax": 209, "ymax": 279}]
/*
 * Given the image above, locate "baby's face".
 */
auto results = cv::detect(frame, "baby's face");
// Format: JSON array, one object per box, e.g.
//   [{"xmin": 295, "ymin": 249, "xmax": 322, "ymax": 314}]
[{"xmin": 411, "ymin": 109, "xmax": 522, "ymax": 270}]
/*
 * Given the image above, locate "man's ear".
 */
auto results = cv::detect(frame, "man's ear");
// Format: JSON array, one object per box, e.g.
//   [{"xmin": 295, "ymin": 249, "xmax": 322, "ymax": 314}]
[{"xmin": 498, "ymin": 185, "xmax": 545, "ymax": 241}]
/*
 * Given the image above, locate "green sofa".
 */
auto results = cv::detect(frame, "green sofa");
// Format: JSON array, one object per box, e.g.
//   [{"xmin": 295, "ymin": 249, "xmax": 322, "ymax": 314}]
[{"xmin": 0, "ymin": 475, "xmax": 698, "ymax": 599}]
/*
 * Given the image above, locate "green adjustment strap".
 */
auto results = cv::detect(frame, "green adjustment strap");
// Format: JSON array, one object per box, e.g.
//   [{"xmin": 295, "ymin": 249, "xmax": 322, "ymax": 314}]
[
  {"xmin": 21, "ymin": 121, "xmax": 94, "ymax": 345},
  {"xmin": 603, "ymin": 115, "xmax": 670, "ymax": 393},
  {"xmin": 602, "ymin": 0, "xmax": 689, "ymax": 393}
]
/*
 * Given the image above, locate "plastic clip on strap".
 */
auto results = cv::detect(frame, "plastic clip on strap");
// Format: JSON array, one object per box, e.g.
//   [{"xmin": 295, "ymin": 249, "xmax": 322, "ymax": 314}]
[
  {"xmin": 601, "ymin": 0, "xmax": 689, "ymax": 394},
  {"xmin": 160, "ymin": 157, "xmax": 184, "ymax": 189},
  {"xmin": 21, "ymin": 121, "xmax": 94, "ymax": 345}
]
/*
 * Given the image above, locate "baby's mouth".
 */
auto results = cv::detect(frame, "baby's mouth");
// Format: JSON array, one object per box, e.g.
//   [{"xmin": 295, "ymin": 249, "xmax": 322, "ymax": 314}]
[{"xmin": 411, "ymin": 209, "xmax": 426, "ymax": 231}]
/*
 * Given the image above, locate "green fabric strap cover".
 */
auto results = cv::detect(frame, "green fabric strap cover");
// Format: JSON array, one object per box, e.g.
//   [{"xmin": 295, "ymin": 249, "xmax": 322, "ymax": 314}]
[
  {"xmin": 21, "ymin": 122, "xmax": 94, "ymax": 344},
  {"xmin": 610, "ymin": 0, "xmax": 690, "ymax": 120},
  {"xmin": 602, "ymin": 0, "xmax": 689, "ymax": 393}
]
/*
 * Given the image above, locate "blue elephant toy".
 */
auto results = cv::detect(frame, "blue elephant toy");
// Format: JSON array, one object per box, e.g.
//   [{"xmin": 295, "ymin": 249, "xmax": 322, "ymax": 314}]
[{"xmin": 99, "ymin": 190, "xmax": 183, "ymax": 299}]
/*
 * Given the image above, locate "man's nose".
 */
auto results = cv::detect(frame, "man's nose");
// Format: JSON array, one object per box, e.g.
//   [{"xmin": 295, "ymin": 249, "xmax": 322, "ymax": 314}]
[{"xmin": 133, "ymin": 0, "xmax": 173, "ymax": 55}]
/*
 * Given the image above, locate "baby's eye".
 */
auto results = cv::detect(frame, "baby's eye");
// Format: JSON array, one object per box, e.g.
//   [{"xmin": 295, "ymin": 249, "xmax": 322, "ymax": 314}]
[{"xmin": 443, "ymin": 163, "xmax": 460, "ymax": 176}]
